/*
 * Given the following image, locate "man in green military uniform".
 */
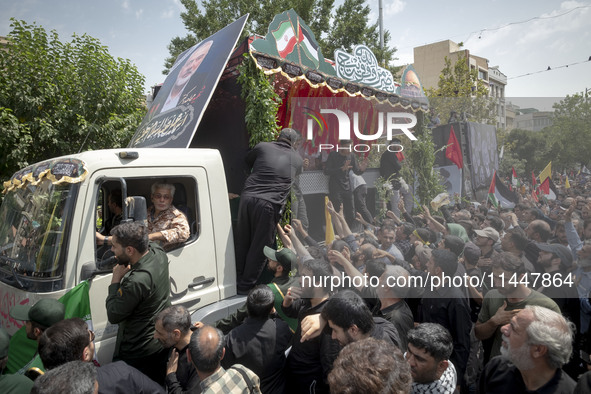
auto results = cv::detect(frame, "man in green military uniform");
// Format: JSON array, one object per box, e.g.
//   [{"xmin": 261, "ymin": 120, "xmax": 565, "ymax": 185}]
[
  {"xmin": 106, "ymin": 222, "xmax": 170, "ymax": 385},
  {"xmin": 8, "ymin": 298, "xmax": 65, "ymax": 378},
  {"xmin": 215, "ymin": 245, "xmax": 298, "ymax": 333},
  {"xmin": 0, "ymin": 327, "xmax": 34, "ymax": 393}
]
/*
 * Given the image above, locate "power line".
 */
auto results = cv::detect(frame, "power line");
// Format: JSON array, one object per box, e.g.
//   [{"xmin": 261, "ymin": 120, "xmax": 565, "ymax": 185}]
[
  {"xmin": 395, "ymin": 5, "xmax": 591, "ymax": 51},
  {"xmin": 467, "ymin": 5, "xmax": 591, "ymax": 42},
  {"xmin": 508, "ymin": 58, "xmax": 591, "ymax": 80}
]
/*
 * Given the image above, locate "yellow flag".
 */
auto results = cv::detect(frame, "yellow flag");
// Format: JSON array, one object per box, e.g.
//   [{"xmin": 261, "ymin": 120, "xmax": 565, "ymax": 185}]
[
  {"xmin": 565, "ymin": 176, "xmax": 571, "ymax": 189},
  {"xmin": 539, "ymin": 161, "xmax": 552, "ymax": 183},
  {"xmin": 325, "ymin": 196, "xmax": 335, "ymax": 245}
]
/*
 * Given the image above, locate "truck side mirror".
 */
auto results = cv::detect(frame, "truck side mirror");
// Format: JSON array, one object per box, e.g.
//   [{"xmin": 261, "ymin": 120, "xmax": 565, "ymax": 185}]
[{"xmin": 123, "ymin": 196, "xmax": 148, "ymax": 225}]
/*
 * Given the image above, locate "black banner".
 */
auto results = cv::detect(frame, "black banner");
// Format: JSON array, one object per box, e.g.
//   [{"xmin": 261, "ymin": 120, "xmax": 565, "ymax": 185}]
[{"xmin": 129, "ymin": 14, "xmax": 249, "ymax": 148}]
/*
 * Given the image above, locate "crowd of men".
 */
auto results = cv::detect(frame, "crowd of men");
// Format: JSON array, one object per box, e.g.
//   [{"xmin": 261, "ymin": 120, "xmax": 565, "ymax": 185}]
[{"xmin": 2, "ymin": 130, "xmax": 591, "ymax": 394}]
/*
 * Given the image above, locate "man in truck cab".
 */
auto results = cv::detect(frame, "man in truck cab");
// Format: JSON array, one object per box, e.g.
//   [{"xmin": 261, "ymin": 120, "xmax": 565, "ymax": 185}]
[
  {"xmin": 95, "ymin": 189, "xmax": 123, "ymax": 251},
  {"xmin": 106, "ymin": 221, "xmax": 171, "ymax": 386},
  {"xmin": 147, "ymin": 182, "xmax": 190, "ymax": 251}
]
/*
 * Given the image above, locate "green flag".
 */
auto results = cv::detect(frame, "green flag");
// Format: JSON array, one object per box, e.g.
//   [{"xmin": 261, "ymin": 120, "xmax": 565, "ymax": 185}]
[{"xmin": 6, "ymin": 281, "xmax": 92, "ymax": 374}]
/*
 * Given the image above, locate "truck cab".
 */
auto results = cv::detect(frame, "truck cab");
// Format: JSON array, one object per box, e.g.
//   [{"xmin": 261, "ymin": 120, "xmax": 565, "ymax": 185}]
[{"xmin": 0, "ymin": 148, "xmax": 244, "ymax": 363}]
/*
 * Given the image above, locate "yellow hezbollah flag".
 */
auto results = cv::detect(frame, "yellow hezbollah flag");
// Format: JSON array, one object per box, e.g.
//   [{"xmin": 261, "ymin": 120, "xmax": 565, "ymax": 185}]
[
  {"xmin": 539, "ymin": 161, "xmax": 552, "ymax": 183},
  {"xmin": 325, "ymin": 196, "xmax": 335, "ymax": 245},
  {"xmin": 565, "ymin": 176, "xmax": 571, "ymax": 189}
]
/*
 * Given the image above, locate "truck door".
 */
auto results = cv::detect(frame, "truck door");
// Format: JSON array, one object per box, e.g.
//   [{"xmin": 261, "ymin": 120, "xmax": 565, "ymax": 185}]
[{"xmin": 83, "ymin": 168, "xmax": 220, "ymax": 362}]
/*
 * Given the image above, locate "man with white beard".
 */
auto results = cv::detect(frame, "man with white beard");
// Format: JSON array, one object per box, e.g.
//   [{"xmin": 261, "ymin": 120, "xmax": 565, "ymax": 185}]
[
  {"xmin": 479, "ymin": 305, "xmax": 576, "ymax": 393},
  {"xmin": 161, "ymin": 40, "xmax": 213, "ymax": 112}
]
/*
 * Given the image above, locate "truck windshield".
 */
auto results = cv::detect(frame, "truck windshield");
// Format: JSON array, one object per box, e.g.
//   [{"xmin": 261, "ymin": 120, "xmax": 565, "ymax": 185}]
[{"xmin": 0, "ymin": 179, "xmax": 78, "ymax": 289}]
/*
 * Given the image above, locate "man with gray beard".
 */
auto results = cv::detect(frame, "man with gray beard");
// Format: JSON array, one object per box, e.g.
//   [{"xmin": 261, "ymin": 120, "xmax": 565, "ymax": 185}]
[{"xmin": 479, "ymin": 305, "xmax": 576, "ymax": 393}]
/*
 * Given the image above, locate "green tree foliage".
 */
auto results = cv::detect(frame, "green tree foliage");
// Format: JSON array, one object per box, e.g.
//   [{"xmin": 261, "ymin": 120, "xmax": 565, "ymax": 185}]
[
  {"xmin": 400, "ymin": 114, "xmax": 444, "ymax": 208},
  {"xmin": 546, "ymin": 93, "xmax": 591, "ymax": 168},
  {"xmin": 502, "ymin": 128, "xmax": 549, "ymax": 175},
  {"xmin": 426, "ymin": 54, "xmax": 495, "ymax": 125},
  {"xmin": 165, "ymin": 0, "xmax": 334, "ymax": 73},
  {"xmin": 500, "ymin": 93, "xmax": 591, "ymax": 178},
  {"xmin": 322, "ymin": 0, "xmax": 398, "ymax": 73},
  {"xmin": 0, "ymin": 19, "xmax": 146, "ymax": 184},
  {"xmin": 164, "ymin": 0, "xmax": 398, "ymax": 74},
  {"xmin": 498, "ymin": 151, "xmax": 526, "ymax": 178},
  {"xmin": 236, "ymin": 54, "xmax": 281, "ymax": 147}
]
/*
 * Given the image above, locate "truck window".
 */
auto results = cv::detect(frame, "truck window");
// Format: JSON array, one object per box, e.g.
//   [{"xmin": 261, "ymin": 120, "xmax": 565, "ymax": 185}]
[
  {"xmin": 0, "ymin": 178, "xmax": 77, "ymax": 291},
  {"xmin": 96, "ymin": 177, "xmax": 198, "ymax": 258}
]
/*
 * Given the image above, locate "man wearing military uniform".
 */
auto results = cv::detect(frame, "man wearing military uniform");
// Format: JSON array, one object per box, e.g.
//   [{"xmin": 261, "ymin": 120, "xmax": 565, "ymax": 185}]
[{"xmin": 106, "ymin": 222, "xmax": 171, "ymax": 385}]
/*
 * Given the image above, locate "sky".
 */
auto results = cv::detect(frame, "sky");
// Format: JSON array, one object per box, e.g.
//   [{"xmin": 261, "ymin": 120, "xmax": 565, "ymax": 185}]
[{"xmin": 1, "ymin": 0, "xmax": 590, "ymax": 109}]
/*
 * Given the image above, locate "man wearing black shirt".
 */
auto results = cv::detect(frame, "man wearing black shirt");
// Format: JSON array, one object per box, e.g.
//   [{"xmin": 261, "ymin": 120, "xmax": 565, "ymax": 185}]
[
  {"xmin": 235, "ymin": 128, "xmax": 303, "ymax": 294},
  {"xmin": 281, "ymin": 259, "xmax": 340, "ymax": 394},
  {"xmin": 223, "ymin": 286, "xmax": 292, "ymax": 394},
  {"xmin": 154, "ymin": 306, "xmax": 200, "ymax": 394},
  {"xmin": 418, "ymin": 249, "xmax": 471, "ymax": 388},
  {"xmin": 479, "ymin": 305, "xmax": 576, "ymax": 393}
]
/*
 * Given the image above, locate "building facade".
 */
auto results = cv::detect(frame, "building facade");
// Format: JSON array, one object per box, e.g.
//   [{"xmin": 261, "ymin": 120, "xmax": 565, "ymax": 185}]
[{"xmin": 412, "ymin": 40, "xmax": 507, "ymax": 129}]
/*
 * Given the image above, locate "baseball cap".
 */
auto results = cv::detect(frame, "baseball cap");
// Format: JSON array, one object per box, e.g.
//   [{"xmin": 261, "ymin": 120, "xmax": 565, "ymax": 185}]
[
  {"xmin": 264, "ymin": 246, "xmax": 296, "ymax": 272},
  {"xmin": 474, "ymin": 227, "xmax": 500, "ymax": 243},
  {"xmin": 536, "ymin": 243, "xmax": 574, "ymax": 268},
  {"xmin": 9, "ymin": 299, "xmax": 65, "ymax": 328},
  {"xmin": 0, "ymin": 327, "xmax": 9, "ymax": 358}
]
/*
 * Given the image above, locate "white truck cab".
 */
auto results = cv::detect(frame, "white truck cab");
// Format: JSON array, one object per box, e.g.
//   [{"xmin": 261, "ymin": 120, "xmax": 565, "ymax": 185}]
[{"xmin": 0, "ymin": 148, "xmax": 245, "ymax": 363}]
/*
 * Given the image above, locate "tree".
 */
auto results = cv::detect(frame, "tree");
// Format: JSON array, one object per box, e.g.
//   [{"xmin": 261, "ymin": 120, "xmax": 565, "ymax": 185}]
[
  {"xmin": 400, "ymin": 114, "xmax": 445, "ymax": 208},
  {"xmin": 502, "ymin": 128, "xmax": 549, "ymax": 175},
  {"xmin": 546, "ymin": 93, "xmax": 591, "ymax": 168},
  {"xmin": 0, "ymin": 19, "xmax": 146, "ymax": 184},
  {"xmin": 498, "ymin": 151, "xmax": 526, "ymax": 178},
  {"xmin": 322, "ymin": 0, "xmax": 398, "ymax": 73},
  {"xmin": 426, "ymin": 54, "xmax": 495, "ymax": 125},
  {"xmin": 164, "ymin": 0, "xmax": 398, "ymax": 74}
]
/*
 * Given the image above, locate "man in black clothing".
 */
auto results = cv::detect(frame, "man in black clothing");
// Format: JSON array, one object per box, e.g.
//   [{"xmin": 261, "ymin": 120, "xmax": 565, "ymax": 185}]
[
  {"xmin": 479, "ymin": 305, "xmax": 576, "ymax": 393},
  {"xmin": 419, "ymin": 249, "xmax": 471, "ymax": 388},
  {"xmin": 223, "ymin": 285, "xmax": 292, "ymax": 394},
  {"xmin": 215, "ymin": 246, "xmax": 298, "ymax": 334},
  {"xmin": 376, "ymin": 265, "xmax": 414, "ymax": 351},
  {"xmin": 37, "ymin": 318, "xmax": 164, "ymax": 394},
  {"xmin": 154, "ymin": 306, "xmax": 200, "ymax": 393},
  {"xmin": 281, "ymin": 259, "xmax": 340, "ymax": 394},
  {"xmin": 536, "ymin": 243, "xmax": 582, "ymax": 378},
  {"xmin": 235, "ymin": 128, "xmax": 303, "ymax": 294},
  {"xmin": 324, "ymin": 140, "xmax": 367, "ymax": 228},
  {"xmin": 321, "ymin": 289, "xmax": 401, "ymax": 348}
]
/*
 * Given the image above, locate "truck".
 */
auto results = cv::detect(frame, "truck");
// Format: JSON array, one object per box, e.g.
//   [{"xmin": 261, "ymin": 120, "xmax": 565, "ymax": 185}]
[
  {"xmin": 0, "ymin": 9, "xmax": 429, "ymax": 369},
  {"xmin": 0, "ymin": 148, "xmax": 246, "ymax": 364}
]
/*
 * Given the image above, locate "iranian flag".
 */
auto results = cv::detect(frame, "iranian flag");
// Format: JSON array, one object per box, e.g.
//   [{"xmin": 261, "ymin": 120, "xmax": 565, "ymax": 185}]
[{"xmin": 272, "ymin": 20, "xmax": 297, "ymax": 58}]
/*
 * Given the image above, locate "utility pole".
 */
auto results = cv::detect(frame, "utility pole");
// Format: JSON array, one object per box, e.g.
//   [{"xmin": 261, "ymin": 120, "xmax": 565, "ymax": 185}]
[{"xmin": 379, "ymin": 0, "xmax": 384, "ymax": 66}]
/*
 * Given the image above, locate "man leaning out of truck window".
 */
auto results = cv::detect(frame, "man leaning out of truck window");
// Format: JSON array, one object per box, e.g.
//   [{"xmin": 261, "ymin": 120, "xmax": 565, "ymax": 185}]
[{"xmin": 146, "ymin": 182, "xmax": 190, "ymax": 251}]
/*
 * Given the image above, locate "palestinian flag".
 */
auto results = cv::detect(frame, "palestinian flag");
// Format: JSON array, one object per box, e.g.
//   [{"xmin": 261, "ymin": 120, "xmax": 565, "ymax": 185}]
[
  {"xmin": 298, "ymin": 25, "xmax": 319, "ymax": 67},
  {"xmin": 272, "ymin": 20, "xmax": 297, "ymax": 58},
  {"xmin": 489, "ymin": 171, "xmax": 519, "ymax": 209},
  {"xmin": 512, "ymin": 167, "xmax": 520, "ymax": 187}
]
